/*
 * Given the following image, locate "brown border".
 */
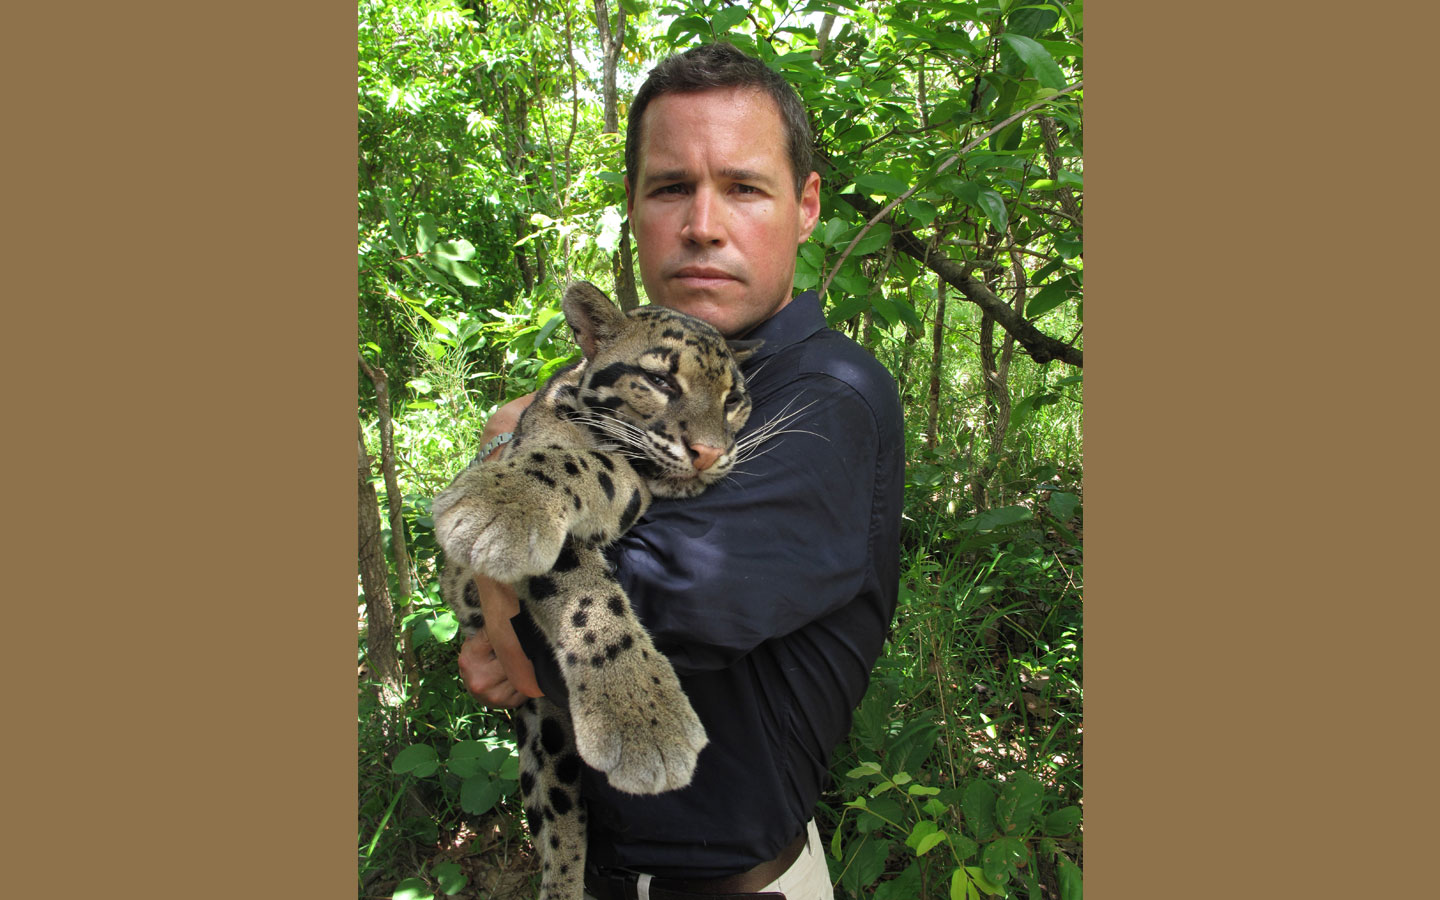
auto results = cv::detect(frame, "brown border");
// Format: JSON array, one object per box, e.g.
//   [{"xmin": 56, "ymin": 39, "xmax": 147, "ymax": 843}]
[
  {"xmin": 10, "ymin": 3, "xmax": 356, "ymax": 897},
  {"xmin": 16, "ymin": 2, "xmax": 1433, "ymax": 898},
  {"xmin": 1090, "ymin": 3, "xmax": 1435, "ymax": 898}
]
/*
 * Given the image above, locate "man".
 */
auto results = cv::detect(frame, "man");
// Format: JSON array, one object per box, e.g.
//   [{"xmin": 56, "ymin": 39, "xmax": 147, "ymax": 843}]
[{"xmin": 459, "ymin": 43, "xmax": 904, "ymax": 900}]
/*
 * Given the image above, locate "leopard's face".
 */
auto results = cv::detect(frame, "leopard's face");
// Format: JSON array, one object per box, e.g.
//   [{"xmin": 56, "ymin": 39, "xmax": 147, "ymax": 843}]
[{"xmin": 575, "ymin": 307, "xmax": 753, "ymax": 498}]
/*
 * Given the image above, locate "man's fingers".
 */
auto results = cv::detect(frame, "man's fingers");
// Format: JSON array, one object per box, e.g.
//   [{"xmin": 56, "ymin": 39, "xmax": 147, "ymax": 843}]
[{"xmin": 475, "ymin": 576, "xmax": 543, "ymax": 699}]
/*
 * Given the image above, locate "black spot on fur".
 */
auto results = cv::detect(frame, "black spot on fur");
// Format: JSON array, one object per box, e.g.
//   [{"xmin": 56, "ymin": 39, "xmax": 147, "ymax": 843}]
[
  {"xmin": 462, "ymin": 579, "xmax": 480, "ymax": 607},
  {"xmin": 588, "ymin": 361, "xmax": 645, "ymax": 390},
  {"xmin": 540, "ymin": 717, "xmax": 567, "ymax": 755},
  {"xmin": 618, "ymin": 490, "xmax": 644, "ymax": 533},
  {"xmin": 548, "ymin": 787, "xmax": 573, "ymax": 816},
  {"xmin": 554, "ymin": 752, "xmax": 582, "ymax": 784},
  {"xmin": 529, "ymin": 451, "xmax": 548, "ymax": 463},
  {"xmin": 553, "ymin": 545, "xmax": 580, "ymax": 572},
  {"xmin": 566, "ymin": 651, "xmax": 578, "ymax": 665},
  {"xmin": 579, "ymin": 596, "xmax": 594, "ymax": 608},
  {"xmin": 607, "ymin": 595, "xmax": 626, "ymax": 617},
  {"xmin": 596, "ymin": 470, "xmax": 615, "ymax": 500},
  {"xmin": 571, "ymin": 610, "xmax": 588, "ymax": 628},
  {"xmin": 564, "ymin": 461, "xmax": 580, "ymax": 476},
  {"xmin": 520, "ymin": 771, "xmax": 536, "ymax": 796},
  {"xmin": 583, "ymin": 631, "xmax": 597, "ymax": 644},
  {"xmin": 589, "ymin": 451, "xmax": 616, "ymax": 471},
  {"xmin": 528, "ymin": 575, "xmax": 557, "ymax": 601},
  {"xmin": 525, "ymin": 468, "xmax": 557, "ymax": 487},
  {"xmin": 590, "ymin": 654, "xmax": 606, "ymax": 668}
]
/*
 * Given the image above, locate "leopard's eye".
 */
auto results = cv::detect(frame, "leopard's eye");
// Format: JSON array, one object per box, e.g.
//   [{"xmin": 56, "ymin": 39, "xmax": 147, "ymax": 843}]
[
  {"xmin": 644, "ymin": 371, "xmax": 678, "ymax": 395},
  {"xmin": 725, "ymin": 392, "xmax": 744, "ymax": 408}
]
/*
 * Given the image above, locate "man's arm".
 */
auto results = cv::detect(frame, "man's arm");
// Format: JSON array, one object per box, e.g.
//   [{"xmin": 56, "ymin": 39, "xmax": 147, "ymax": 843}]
[{"xmin": 456, "ymin": 393, "xmax": 543, "ymax": 706}]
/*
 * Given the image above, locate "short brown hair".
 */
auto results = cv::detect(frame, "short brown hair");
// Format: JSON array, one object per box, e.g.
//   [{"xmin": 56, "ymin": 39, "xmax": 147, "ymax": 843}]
[{"xmin": 626, "ymin": 43, "xmax": 814, "ymax": 198}]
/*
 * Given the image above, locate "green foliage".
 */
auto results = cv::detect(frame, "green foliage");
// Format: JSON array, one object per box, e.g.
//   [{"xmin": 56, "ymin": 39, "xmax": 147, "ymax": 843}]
[{"xmin": 357, "ymin": 1, "xmax": 1083, "ymax": 896}]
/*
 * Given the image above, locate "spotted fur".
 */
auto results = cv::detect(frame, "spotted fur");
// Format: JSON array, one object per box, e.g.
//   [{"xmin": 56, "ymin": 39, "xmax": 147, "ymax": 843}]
[{"xmin": 433, "ymin": 281, "xmax": 756, "ymax": 900}]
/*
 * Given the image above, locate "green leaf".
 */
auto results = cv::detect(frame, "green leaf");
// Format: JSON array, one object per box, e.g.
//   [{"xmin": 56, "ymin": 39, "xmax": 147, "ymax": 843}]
[
  {"xmin": 392, "ymin": 877, "xmax": 434, "ymax": 900},
  {"xmin": 1000, "ymin": 34, "xmax": 1067, "ymax": 90},
  {"xmin": 711, "ymin": 6, "xmax": 747, "ymax": 34},
  {"xmin": 431, "ymin": 859, "xmax": 466, "ymax": 896},
  {"xmin": 950, "ymin": 832, "xmax": 980, "ymax": 862},
  {"xmin": 381, "ymin": 197, "xmax": 409, "ymax": 253},
  {"xmin": 1057, "ymin": 854, "xmax": 1083, "ymax": 900},
  {"xmin": 432, "ymin": 238, "xmax": 476, "ymax": 261},
  {"xmin": 821, "ymin": 217, "xmax": 849, "ymax": 247},
  {"xmin": 416, "ymin": 213, "xmax": 440, "ymax": 253},
  {"xmin": 981, "ymin": 837, "xmax": 1028, "ymax": 885},
  {"xmin": 392, "ymin": 744, "xmax": 440, "ymax": 778},
  {"xmin": 460, "ymin": 774, "xmax": 503, "ymax": 815},
  {"xmin": 962, "ymin": 780, "xmax": 997, "ymax": 840},
  {"xmin": 841, "ymin": 838, "xmax": 893, "ymax": 893},
  {"xmin": 851, "ymin": 222, "xmax": 893, "ymax": 255},
  {"xmin": 905, "ymin": 819, "xmax": 939, "ymax": 851},
  {"xmin": 431, "ymin": 256, "xmax": 484, "ymax": 287},
  {"xmin": 1025, "ymin": 282, "xmax": 1072, "ymax": 319},
  {"xmin": 916, "ymin": 830, "xmax": 947, "ymax": 856},
  {"xmin": 873, "ymin": 862, "xmax": 923, "ymax": 900},
  {"xmin": 967, "ymin": 865, "xmax": 1006, "ymax": 896},
  {"xmin": 445, "ymin": 741, "xmax": 490, "ymax": 779},
  {"xmin": 847, "ymin": 761, "xmax": 884, "ymax": 779},
  {"xmin": 534, "ymin": 309, "xmax": 567, "ymax": 348},
  {"xmin": 996, "ymin": 772, "xmax": 1043, "ymax": 835},
  {"xmin": 1043, "ymin": 805, "xmax": 1082, "ymax": 836},
  {"xmin": 1047, "ymin": 492, "xmax": 1079, "ymax": 521},
  {"xmin": 596, "ymin": 170, "xmax": 625, "ymax": 184},
  {"xmin": 826, "ymin": 293, "xmax": 870, "ymax": 325},
  {"xmin": 856, "ymin": 172, "xmax": 910, "ymax": 197},
  {"xmin": 976, "ymin": 188, "xmax": 1008, "ymax": 232}
]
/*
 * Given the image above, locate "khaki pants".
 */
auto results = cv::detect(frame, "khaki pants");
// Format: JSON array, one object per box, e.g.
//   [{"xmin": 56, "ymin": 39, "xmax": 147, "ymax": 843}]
[{"xmin": 585, "ymin": 819, "xmax": 832, "ymax": 900}]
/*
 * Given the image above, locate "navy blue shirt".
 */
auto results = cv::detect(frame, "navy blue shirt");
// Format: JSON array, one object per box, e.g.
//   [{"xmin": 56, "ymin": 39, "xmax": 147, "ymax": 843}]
[{"xmin": 515, "ymin": 290, "xmax": 904, "ymax": 877}]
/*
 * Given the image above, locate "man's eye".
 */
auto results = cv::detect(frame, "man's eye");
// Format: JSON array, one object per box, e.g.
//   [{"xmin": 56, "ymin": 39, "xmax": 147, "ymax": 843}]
[{"xmin": 655, "ymin": 184, "xmax": 686, "ymax": 195}]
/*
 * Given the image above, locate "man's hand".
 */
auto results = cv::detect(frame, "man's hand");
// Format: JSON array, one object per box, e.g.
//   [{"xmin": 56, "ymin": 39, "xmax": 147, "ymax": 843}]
[
  {"xmin": 458, "ymin": 392, "xmax": 542, "ymax": 707},
  {"xmin": 458, "ymin": 575, "xmax": 543, "ymax": 706}
]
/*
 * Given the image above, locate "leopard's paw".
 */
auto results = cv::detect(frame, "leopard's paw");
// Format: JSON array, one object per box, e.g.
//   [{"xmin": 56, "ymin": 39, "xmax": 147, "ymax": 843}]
[{"xmin": 569, "ymin": 656, "xmax": 708, "ymax": 795}]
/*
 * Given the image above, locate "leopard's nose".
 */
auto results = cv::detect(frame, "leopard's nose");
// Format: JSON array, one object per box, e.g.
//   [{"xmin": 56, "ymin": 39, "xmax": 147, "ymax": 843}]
[{"xmin": 688, "ymin": 443, "xmax": 722, "ymax": 471}]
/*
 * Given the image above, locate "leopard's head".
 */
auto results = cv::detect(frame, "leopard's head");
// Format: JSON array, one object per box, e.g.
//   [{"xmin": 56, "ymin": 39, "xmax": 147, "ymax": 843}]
[{"xmin": 562, "ymin": 281, "xmax": 757, "ymax": 498}]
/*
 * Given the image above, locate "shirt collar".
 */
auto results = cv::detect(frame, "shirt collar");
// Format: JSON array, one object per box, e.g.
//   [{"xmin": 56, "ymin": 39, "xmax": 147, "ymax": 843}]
[{"xmin": 738, "ymin": 290, "xmax": 825, "ymax": 365}]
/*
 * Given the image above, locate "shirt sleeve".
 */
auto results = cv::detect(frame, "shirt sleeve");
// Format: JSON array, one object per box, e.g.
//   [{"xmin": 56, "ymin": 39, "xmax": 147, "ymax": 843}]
[{"xmin": 609, "ymin": 369, "xmax": 883, "ymax": 674}]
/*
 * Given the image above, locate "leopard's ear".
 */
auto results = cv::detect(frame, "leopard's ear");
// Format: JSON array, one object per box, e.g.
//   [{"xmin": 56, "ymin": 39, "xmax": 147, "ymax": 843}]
[
  {"xmin": 725, "ymin": 338, "xmax": 763, "ymax": 364},
  {"xmin": 562, "ymin": 281, "xmax": 626, "ymax": 359}
]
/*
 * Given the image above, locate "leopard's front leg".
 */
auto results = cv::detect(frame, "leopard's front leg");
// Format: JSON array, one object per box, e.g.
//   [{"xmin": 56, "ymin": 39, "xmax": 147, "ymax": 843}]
[
  {"xmin": 433, "ymin": 447, "xmax": 648, "ymax": 584},
  {"xmin": 522, "ymin": 546, "xmax": 708, "ymax": 796}
]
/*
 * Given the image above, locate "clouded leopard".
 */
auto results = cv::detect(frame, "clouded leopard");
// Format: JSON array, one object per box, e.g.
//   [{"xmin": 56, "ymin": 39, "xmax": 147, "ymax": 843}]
[{"xmin": 433, "ymin": 281, "xmax": 759, "ymax": 900}]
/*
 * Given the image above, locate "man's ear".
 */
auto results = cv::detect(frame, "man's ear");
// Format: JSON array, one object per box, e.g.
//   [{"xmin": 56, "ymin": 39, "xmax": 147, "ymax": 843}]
[
  {"xmin": 796, "ymin": 171, "xmax": 821, "ymax": 243},
  {"xmin": 624, "ymin": 175, "xmax": 634, "ymax": 217},
  {"xmin": 562, "ymin": 281, "xmax": 627, "ymax": 359}
]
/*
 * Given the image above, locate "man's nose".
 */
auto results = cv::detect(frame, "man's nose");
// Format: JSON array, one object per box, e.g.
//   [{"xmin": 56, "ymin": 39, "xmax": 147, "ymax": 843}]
[{"xmin": 680, "ymin": 187, "xmax": 724, "ymax": 246}]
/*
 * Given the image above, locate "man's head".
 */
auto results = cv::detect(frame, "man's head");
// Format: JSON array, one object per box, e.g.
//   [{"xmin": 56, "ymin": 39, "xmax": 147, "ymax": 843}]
[
  {"xmin": 624, "ymin": 44, "xmax": 821, "ymax": 337},
  {"xmin": 626, "ymin": 43, "xmax": 814, "ymax": 200}
]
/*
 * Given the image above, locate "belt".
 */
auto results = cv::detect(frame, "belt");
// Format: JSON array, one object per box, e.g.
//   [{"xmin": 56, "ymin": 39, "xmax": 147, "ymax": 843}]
[{"xmin": 583, "ymin": 829, "xmax": 808, "ymax": 900}]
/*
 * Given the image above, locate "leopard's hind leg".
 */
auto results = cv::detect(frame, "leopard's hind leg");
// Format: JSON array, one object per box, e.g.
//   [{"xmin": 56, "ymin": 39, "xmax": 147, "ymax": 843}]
[{"xmin": 516, "ymin": 697, "xmax": 587, "ymax": 900}]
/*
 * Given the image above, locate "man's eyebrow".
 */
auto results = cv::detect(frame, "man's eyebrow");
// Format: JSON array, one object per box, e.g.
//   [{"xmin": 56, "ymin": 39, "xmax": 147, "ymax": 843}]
[{"xmin": 640, "ymin": 167, "xmax": 776, "ymax": 187}]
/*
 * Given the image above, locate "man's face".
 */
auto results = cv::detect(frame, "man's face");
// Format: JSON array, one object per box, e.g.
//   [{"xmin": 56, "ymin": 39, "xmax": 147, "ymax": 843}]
[{"xmin": 626, "ymin": 87, "xmax": 821, "ymax": 337}]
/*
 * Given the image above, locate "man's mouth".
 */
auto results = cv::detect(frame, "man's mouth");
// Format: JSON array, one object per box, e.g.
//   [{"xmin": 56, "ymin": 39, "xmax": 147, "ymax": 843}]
[{"xmin": 672, "ymin": 266, "xmax": 739, "ymax": 288}]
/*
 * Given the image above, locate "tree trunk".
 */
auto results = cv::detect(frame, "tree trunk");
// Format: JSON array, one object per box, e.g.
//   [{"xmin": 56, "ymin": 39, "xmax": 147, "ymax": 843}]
[
  {"xmin": 358, "ymin": 354, "xmax": 412, "ymax": 601},
  {"xmin": 359, "ymin": 423, "xmax": 405, "ymax": 707},
  {"xmin": 927, "ymin": 276, "xmax": 945, "ymax": 452},
  {"xmin": 595, "ymin": 0, "xmax": 640, "ymax": 309}
]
